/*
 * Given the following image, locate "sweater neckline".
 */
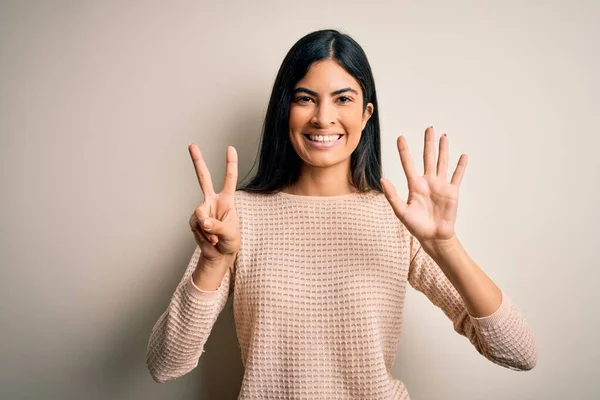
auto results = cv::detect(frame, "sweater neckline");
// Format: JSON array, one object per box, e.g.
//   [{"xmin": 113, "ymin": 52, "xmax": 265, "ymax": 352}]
[{"xmin": 275, "ymin": 190, "xmax": 375, "ymax": 201}]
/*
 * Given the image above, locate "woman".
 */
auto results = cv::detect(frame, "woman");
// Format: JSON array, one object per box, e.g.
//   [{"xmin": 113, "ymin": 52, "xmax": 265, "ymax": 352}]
[{"xmin": 146, "ymin": 29, "xmax": 537, "ymax": 399}]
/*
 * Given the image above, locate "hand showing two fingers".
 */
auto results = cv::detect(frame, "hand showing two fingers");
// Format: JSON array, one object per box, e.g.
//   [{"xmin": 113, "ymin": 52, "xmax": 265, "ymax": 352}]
[{"xmin": 188, "ymin": 144, "xmax": 241, "ymax": 263}]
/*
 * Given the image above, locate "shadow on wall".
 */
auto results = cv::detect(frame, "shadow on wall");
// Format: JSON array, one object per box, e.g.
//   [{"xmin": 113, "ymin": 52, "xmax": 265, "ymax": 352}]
[
  {"xmin": 195, "ymin": 107, "xmax": 263, "ymax": 398},
  {"xmin": 83, "ymin": 249, "xmax": 243, "ymax": 400},
  {"xmin": 89, "ymin": 105, "xmax": 261, "ymax": 400},
  {"xmin": 193, "ymin": 105, "xmax": 265, "ymax": 398},
  {"xmin": 200, "ymin": 297, "xmax": 245, "ymax": 399}
]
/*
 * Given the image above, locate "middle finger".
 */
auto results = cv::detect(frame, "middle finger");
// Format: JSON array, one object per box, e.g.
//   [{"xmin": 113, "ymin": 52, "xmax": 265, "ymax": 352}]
[{"xmin": 423, "ymin": 126, "xmax": 436, "ymax": 176}]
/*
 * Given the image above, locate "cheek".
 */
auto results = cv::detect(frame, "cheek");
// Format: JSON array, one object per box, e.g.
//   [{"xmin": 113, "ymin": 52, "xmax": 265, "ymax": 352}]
[
  {"xmin": 341, "ymin": 109, "xmax": 366, "ymax": 134},
  {"xmin": 289, "ymin": 107, "xmax": 309, "ymax": 131},
  {"xmin": 288, "ymin": 109, "xmax": 305, "ymax": 152}
]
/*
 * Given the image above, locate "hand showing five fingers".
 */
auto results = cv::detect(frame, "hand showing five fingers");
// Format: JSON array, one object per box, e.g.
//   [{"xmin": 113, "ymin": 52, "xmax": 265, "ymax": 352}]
[
  {"xmin": 188, "ymin": 144, "xmax": 241, "ymax": 264},
  {"xmin": 381, "ymin": 126, "xmax": 468, "ymax": 246}
]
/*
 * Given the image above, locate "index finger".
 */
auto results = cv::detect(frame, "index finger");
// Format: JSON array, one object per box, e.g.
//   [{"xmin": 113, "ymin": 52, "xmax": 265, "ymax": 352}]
[
  {"xmin": 222, "ymin": 146, "xmax": 238, "ymax": 194},
  {"xmin": 397, "ymin": 136, "xmax": 419, "ymax": 183},
  {"xmin": 188, "ymin": 143, "xmax": 215, "ymax": 197}
]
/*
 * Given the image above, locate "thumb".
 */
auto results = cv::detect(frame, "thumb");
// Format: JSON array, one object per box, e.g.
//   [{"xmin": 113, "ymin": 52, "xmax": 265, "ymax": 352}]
[
  {"xmin": 381, "ymin": 178, "xmax": 407, "ymax": 219},
  {"xmin": 200, "ymin": 217, "xmax": 228, "ymax": 239}
]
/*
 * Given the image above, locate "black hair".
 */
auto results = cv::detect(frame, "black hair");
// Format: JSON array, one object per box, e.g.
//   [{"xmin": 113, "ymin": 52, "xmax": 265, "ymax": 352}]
[{"xmin": 239, "ymin": 29, "xmax": 383, "ymax": 193}]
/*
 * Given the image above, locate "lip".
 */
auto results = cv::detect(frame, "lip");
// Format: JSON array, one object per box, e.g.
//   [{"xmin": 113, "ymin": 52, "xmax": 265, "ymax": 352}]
[
  {"xmin": 306, "ymin": 130, "xmax": 341, "ymax": 136},
  {"xmin": 303, "ymin": 133, "xmax": 343, "ymax": 149}
]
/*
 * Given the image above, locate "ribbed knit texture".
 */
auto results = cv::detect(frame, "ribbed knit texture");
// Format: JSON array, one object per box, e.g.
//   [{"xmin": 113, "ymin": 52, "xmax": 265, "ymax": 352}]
[{"xmin": 146, "ymin": 190, "xmax": 537, "ymax": 399}]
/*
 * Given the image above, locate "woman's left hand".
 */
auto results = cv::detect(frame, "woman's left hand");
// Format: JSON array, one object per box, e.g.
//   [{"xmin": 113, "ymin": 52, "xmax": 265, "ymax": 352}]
[{"xmin": 381, "ymin": 126, "xmax": 468, "ymax": 246}]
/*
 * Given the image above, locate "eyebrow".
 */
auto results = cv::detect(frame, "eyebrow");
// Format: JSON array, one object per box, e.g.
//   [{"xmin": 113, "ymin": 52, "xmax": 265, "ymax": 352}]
[{"xmin": 292, "ymin": 87, "xmax": 359, "ymax": 97}]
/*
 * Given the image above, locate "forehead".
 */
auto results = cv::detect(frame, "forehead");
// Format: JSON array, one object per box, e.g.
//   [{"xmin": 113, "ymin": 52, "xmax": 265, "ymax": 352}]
[{"xmin": 295, "ymin": 59, "xmax": 361, "ymax": 92}]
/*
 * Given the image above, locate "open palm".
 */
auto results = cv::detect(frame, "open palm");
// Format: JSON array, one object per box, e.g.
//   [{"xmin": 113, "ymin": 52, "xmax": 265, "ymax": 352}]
[{"xmin": 381, "ymin": 126, "xmax": 468, "ymax": 244}]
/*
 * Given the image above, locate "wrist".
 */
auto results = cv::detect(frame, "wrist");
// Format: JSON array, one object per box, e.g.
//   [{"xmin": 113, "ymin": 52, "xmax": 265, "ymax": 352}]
[
  {"xmin": 199, "ymin": 252, "xmax": 236, "ymax": 269},
  {"xmin": 420, "ymin": 235, "xmax": 461, "ymax": 261},
  {"xmin": 192, "ymin": 254, "xmax": 235, "ymax": 291}
]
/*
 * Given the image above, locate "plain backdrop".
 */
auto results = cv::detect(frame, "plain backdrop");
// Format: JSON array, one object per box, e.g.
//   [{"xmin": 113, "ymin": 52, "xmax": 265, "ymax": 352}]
[{"xmin": 1, "ymin": 1, "xmax": 598, "ymax": 399}]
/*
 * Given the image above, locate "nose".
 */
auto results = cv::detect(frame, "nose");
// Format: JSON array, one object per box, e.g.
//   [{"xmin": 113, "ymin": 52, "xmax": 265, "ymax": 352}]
[{"xmin": 310, "ymin": 102, "xmax": 336, "ymax": 127}]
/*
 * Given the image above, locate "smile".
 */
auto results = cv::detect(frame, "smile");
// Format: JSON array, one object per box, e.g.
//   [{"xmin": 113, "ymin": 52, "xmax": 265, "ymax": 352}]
[{"xmin": 303, "ymin": 134, "xmax": 343, "ymax": 149}]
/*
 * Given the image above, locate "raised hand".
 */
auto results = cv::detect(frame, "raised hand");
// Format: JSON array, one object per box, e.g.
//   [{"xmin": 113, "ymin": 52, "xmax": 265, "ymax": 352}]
[
  {"xmin": 381, "ymin": 126, "xmax": 468, "ymax": 246},
  {"xmin": 188, "ymin": 144, "xmax": 241, "ymax": 264}
]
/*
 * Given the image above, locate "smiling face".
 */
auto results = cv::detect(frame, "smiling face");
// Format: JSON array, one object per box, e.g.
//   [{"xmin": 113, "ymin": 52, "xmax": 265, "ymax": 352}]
[{"xmin": 288, "ymin": 59, "xmax": 374, "ymax": 171}]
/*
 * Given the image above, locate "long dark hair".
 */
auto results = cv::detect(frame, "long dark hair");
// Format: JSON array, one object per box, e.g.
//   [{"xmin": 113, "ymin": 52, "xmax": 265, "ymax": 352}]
[{"xmin": 239, "ymin": 29, "xmax": 383, "ymax": 194}]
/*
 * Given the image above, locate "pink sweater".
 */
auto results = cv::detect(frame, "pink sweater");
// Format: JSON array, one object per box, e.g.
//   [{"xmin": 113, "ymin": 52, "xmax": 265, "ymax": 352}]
[{"xmin": 146, "ymin": 190, "xmax": 537, "ymax": 399}]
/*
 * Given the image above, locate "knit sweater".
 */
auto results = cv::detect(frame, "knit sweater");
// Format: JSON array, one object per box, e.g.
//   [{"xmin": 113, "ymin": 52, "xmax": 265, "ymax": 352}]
[{"xmin": 146, "ymin": 190, "xmax": 537, "ymax": 399}]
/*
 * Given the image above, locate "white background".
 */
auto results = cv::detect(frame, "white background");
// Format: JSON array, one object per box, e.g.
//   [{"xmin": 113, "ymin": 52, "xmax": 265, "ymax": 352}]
[{"xmin": 1, "ymin": 0, "xmax": 598, "ymax": 399}]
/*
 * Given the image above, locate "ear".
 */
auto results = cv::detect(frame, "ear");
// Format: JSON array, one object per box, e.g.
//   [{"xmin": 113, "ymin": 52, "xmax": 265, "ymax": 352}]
[{"xmin": 362, "ymin": 102, "xmax": 374, "ymax": 130}]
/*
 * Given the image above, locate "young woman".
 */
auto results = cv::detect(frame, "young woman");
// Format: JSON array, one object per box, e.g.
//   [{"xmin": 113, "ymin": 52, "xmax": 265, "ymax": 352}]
[{"xmin": 146, "ymin": 29, "xmax": 537, "ymax": 399}]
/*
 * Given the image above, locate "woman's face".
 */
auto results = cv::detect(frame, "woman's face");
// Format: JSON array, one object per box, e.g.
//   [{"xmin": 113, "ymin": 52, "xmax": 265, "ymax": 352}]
[{"xmin": 288, "ymin": 59, "xmax": 374, "ymax": 170}]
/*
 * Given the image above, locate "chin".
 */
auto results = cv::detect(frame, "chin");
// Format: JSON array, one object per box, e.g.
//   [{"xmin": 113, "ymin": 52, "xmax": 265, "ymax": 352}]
[{"xmin": 300, "ymin": 151, "xmax": 350, "ymax": 169}]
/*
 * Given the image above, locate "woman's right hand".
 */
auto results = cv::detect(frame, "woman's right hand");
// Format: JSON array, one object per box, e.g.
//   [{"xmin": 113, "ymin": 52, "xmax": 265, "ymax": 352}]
[{"xmin": 188, "ymin": 144, "xmax": 241, "ymax": 268}]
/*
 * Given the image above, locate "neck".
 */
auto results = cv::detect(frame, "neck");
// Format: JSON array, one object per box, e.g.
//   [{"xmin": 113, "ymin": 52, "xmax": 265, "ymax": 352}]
[{"xmin": 284, "ymin": 160, "xmax": 358, "ymax": 196}]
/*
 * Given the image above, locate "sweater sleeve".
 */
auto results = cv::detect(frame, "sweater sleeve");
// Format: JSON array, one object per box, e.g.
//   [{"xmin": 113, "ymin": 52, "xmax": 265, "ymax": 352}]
[
  {"xmin": 146, "ymin": 245, "xmax": 236, "ymax": 383},
  {"xmin": 407, "ymin": 235, "xmax": 538, "ymax": 371}
]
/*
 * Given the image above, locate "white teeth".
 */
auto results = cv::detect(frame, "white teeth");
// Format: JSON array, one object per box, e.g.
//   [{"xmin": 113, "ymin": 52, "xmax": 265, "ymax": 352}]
[{"xmin": 308, "ymin": 135, "xmax": 341, "ymax": 142}]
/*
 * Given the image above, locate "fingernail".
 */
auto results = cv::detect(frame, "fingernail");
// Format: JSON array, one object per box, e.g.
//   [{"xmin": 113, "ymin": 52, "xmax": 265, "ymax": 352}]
[{"xmin": 203, "ymin": 220, "xmax": 212, "ymax": 228}]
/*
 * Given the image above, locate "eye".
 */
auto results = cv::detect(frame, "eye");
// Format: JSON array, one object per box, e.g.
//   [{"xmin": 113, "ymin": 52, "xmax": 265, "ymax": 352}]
[
  {"xmin": 294, "ymin": 96, "xmax": 313, "ymax": 104},
  {"xmin": 337, "ymin": 96, "xmax": 352, "ymax": 104}
]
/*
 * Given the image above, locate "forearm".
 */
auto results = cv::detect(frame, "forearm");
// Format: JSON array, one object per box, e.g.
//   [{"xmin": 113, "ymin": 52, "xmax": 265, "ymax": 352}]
[
  {"xmin": 421, "ymin": 236, "xmax": 502, "ymax": 318},
  {"xmin": 147, "ymin": 249, "xmax": 233, "ymax": 382},
  {"xmin": 192, "ymin": 253, "xmax": 236, "ymax": 291}
]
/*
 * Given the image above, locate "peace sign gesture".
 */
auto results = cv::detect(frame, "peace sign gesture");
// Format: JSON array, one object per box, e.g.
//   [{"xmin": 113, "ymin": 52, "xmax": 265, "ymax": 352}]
[
  {"xmin": 188, "ymin": 144, "xmax": 241, "ymax": 263},
  {"xmin": 381, "ymin": 126, "xmax": 468, "ymax": 247}
]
